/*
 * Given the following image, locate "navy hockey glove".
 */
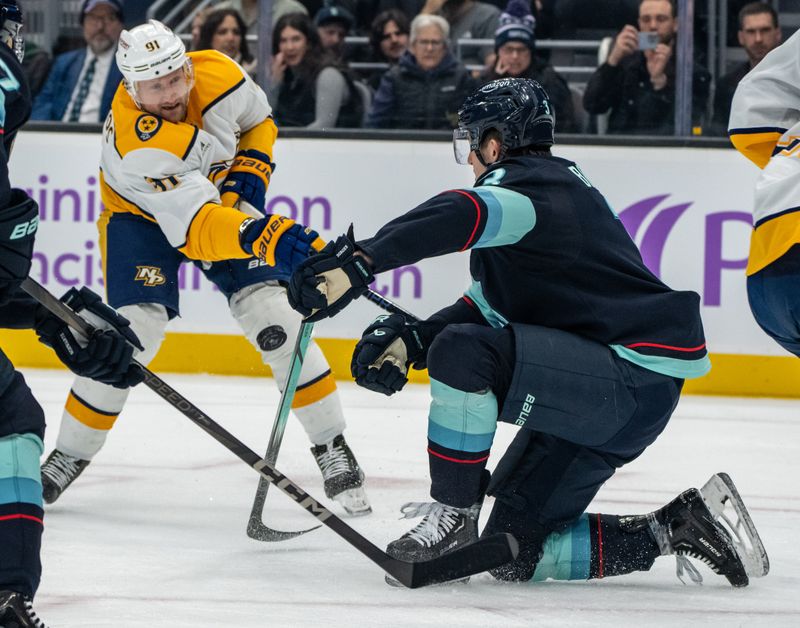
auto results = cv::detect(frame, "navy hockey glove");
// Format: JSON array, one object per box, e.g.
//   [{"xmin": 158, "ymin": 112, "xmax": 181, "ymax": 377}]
[
  {"xmin": 287, "ymin": 228, "xmax": 374, "ymax": 322},
  {"xmin": 240, "ymin": 214, "xmax": 323, "ymax": 271},
  {"xmin": 220, "ymin": 149, "xmax": 275, "ymax": 212},
  {"xmin": 35, "ymin": 287, "xmax": 145, "ymax": 389},
  {"xmin": 351, "ymin": 313, "xmax": 428, "ymax": 396},
  {"xmin": 0, "ymin": 190, "xmax": 38, "ymax": 306}
]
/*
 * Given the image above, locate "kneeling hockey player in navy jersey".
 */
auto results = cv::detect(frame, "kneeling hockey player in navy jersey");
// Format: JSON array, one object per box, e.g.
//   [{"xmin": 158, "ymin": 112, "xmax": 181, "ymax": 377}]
[{"xmin": 287, "ymin": 78, "xmax": 768, "ymax": 586}]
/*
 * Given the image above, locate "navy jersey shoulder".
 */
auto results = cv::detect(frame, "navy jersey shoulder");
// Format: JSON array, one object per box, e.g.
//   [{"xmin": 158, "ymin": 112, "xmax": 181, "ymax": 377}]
[{"xmin": 0, "ymin": 43, "xmax": 31, "ymax": 146}]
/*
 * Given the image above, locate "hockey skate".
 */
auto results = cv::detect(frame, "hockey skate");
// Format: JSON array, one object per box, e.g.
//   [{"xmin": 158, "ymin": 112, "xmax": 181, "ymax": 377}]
[
  {"xmin": 0, "ymin": 590, "xmax": 48, "ymax": 628},
  {"xmin": 311, "ymin": 434, "xmax": 371, "ymax": 516},
  {"xmin": 648, "ymin": 473, "xmax": 766, "ymax": 587},
  {"xmin": 40, "ymin": 449, "xmax": 90, "ymax": 504},
  {"xmin": 384, "ymin": 500, "xmax": 481, "ymax": 586},
  {"xmin": 700, "ymin": 472, "xmax": 769, "ymax": 579}
]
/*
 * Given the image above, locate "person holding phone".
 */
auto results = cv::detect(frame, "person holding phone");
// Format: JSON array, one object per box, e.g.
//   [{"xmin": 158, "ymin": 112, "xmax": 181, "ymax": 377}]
[{"xmin": 582, "ymin": 0, "xmax": 710, "ymax": 135}]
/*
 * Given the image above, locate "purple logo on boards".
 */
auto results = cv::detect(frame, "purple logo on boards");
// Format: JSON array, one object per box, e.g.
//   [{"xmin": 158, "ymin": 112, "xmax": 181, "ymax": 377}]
[{"xmin": 618, "ymin": 195, "xmax": 752, "ymax": 306}]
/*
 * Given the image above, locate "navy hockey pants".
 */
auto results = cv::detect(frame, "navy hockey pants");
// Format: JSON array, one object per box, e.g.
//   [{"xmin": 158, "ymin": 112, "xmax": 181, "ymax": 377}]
[
  {"xmin": 747, "ymin": 244, "xmax": 800, "ymax": 357},
  {"xmin": 103, "ymin": 212, "xmax": 290, "ymax": 317},
  {"xmin": 0, "ymin": 348, "xmax": 45, "ymax": 599},
  {"xmin": 424, "ymin": 323, "xmax": 682, "ymax": 567}
]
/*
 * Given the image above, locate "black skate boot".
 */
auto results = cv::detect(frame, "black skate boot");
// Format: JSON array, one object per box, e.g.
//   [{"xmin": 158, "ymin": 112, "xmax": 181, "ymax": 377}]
[
  {"xmin": 40, "ymin": 448, "xmax": 90, "ymax": 504},
  {"xmin": 311, "ymin": 434, "xmax": 371, "ymax": 516},
  {"xmin": 649, "ymin": 485, "xmax": 750, "ymax": 587},
  {"xmin": 0, "ymin": 590, "xmax": 49, "ymax": 628},
  {"xmin": 384, "ymin": 500, "xmax": 481, "ymax": 585}
]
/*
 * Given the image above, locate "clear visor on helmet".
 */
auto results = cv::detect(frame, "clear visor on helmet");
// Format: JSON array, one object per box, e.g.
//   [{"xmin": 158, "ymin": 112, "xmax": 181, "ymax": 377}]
[
  {"xmin": 453, "ymin": 128, "xmax": 472, "ymax": 165},
  {"xmin": 1, "ymin": 18, "xmax": 23, "ymax": 62},
  {"xmin": 129, "ymin": 59, "xmax": 194, "ymax": 109}
]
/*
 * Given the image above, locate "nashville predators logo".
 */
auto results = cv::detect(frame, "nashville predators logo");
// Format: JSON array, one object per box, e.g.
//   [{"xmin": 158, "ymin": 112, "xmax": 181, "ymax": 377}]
[
  {"xmin": 134, "ymin": 265, "xmax": 166, "ymax": 287},
  {"xmin": 135, "ymin": 114, "xmax": 161, "ymax": 141}
]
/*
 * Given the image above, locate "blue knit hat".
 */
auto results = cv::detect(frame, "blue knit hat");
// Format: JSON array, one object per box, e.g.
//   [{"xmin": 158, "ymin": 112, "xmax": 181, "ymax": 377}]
[{"xmin": 494, "ymin": 0, "xmax": 536, "ymax": 52}]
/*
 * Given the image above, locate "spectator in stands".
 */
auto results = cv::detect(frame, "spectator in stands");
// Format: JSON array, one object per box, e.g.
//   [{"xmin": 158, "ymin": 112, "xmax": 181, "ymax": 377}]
[
  {"xmin": 314, "ymin": 3, "xmax": 355, "ymax": 62},
  {"xmin": 269, "ymin": 12, "xmax": 364, "ymax": 128},
  {"xmin": 582, "ymin": 0, "xmax": 710, "ymax": 135},
  {"xmin": 191, "ymin": 6, "xmax": 215, "ymax": 51},
  {"xmin": 197, "ymin": 9, "xmax": 256, "ymax": 77},
  {"xmin": 214, "ymin": 0, "xmax": 308, "ymax": 31},
  {"xmin": 420, "ymin": 0, "xmax": 500, "ymax": 66},
  {"xmin": 366, "ymin": 9, "xmax": 410, "ymax": 89},
  {"xmin": 482, "ymin": 0, "xmax": 577, "ymax": 132},
  {"xmin": 31, "ymin": 0, "xmax": 124, "ymax": 123},
  {"xmin": 710, "ymin": 2, "xmax": 781, "ymax": 136},
  {"xmin": 368, "ymin": 13, "xmax": 475, "ymax": 129}
]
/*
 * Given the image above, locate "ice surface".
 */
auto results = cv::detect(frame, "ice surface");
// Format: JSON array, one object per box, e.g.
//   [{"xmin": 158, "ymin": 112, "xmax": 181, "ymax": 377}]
[{"xmin": 19, "ymin": 369, "xmax": 800, "ymax": 627}]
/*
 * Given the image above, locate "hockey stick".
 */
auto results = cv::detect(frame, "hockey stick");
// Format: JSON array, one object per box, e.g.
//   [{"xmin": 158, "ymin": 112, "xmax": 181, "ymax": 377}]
[
  {"xmin": 246, "ymin": 320, "xmax": 320, "ymax": 541},
  {"xmin": 21, "ymin": 277, "xmax": 518, "ymax": 587},
  {"xmin": 247, "ymin": 288, "xmax": 421, "ymax": 542}
]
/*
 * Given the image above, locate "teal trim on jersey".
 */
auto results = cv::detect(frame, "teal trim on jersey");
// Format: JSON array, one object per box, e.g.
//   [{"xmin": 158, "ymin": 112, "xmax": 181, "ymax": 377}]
[
  {"xmin": 0, "ymin": 434, "xmax": 45, "ymax": 508},
  {"xmin": 470, "ymin": 187, "xmax": 536, "ymax": 248},
  {"xmin": 531, "ymin": 514, "xmax": 591, "ymax": 582},
  {"xmin": 610, "ymin": 345, "xmax": 712, "ymax": 379},
  {"xmin": 464, "ymin": 281, "xmax": 508, "ymax": 328},
  {"xmin": 428, "ymin": 378, "xmax": 498, "ymax": 452}
]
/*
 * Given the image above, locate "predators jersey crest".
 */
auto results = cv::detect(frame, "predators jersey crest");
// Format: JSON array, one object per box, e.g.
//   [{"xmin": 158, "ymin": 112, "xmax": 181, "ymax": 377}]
[{"xmin": 135, "ymin": 114, "xmax": 161, "ymax": 141}]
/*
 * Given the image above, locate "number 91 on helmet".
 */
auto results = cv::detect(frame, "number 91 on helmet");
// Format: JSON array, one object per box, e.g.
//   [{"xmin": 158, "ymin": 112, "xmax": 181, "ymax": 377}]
[{"xmin": 116, "ymin": 19, "xmax": 194, "ymax": 119}]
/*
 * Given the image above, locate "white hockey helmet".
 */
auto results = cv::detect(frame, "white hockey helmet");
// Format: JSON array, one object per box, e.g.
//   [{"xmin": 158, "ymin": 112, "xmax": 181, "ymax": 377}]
[{"xmin": 116, "ymin": 19, "xmax": 193, "ymax": 104}]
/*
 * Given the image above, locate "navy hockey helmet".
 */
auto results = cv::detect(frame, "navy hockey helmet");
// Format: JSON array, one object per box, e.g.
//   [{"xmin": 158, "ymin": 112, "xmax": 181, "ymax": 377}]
[
  {"xmin": 454, "ymin": 78, "xmax": 554, "ymax": 164},
  {"xmin": 0, "ymin": 0, "xmax": 23, "ymax": 62}
]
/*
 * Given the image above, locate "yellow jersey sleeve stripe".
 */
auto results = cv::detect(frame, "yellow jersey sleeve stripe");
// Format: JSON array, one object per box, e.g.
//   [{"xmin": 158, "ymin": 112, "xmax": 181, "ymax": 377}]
[
  {"xmin": 729, "ymin": 128, "xmax": 786, "ymax": 169},
  {"xmin": 65, "ymin": 391, "xmax": 120, "ymax": 431},
  {"xmin": 292, "ymin": 371, "xmax": 338, "ymax": 409},
  {"xmin": 238, "ymin": 117, "xmax": 278, "ymax": 154},
  {"xmin": 179, "ymin": 202, "xmax": 252, "ymax": 261}
]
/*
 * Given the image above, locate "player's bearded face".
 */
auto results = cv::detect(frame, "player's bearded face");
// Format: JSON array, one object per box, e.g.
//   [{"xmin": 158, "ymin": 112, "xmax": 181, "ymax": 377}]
[{"xmin": 135, "ymin": 67, "xmax": 193, "ymax": 123}]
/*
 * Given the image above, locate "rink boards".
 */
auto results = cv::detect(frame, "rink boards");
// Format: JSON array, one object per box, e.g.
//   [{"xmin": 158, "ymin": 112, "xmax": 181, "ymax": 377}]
[{"xmin": 3, "ymin": 130, "xmax": 799, "ymax": 397}]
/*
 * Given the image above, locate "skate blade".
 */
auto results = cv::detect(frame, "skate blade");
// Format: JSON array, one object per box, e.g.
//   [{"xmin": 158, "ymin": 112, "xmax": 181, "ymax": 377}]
[
  {"xmin": 700, "ymin": 473, "xmax": 769, "ymax": 578},
  {"xmin": 334, "ymin": 487, "xmax": 372, "ymax": 517},
  {"xmin": 385, "ymin": 573, "xmax": 470, "ymax": 587}
]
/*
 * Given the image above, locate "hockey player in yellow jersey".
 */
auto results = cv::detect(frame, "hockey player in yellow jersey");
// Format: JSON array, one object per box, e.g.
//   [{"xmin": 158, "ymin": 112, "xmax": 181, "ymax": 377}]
[
  {"xmin": 40, "ymin": 20, "xmax": 371, "ymax": 516},
  {"xmin": 728, "ymin": 28, "xmax": 800, "ymax": 360}
]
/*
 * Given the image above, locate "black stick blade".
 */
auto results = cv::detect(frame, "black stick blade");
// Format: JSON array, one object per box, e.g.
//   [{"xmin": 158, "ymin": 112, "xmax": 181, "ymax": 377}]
[{"xmin": 387, "ymin": 533, "xmax": 519, "ymax": 589}]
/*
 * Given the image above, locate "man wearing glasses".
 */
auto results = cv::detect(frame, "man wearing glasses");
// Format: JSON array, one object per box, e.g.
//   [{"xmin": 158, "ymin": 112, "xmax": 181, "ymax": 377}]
[
  {"xmin": 367, "ymin": 14, "xmax": 475, "ymax": 130},
  {"xmin": 31, "ymin": 0, "xmax": 124, "ymax": 123}
]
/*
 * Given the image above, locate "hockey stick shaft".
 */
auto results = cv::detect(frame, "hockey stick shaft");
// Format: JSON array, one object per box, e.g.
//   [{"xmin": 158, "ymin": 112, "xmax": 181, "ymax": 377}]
[
  {"xmin": 247, "ymin": 320, "xmax": 319, "ymax": 540},
  {"xmin": 247, "ymin": 290, "xmax": 417, "ymax": 539},
  {"xmin": 21, "ymin": 277, "xmax": 517, "ymax": 586}
]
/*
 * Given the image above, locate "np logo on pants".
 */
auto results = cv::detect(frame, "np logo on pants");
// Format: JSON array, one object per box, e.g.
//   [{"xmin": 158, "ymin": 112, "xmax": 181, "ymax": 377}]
[{"xmin": 135, "ymin": 265, "xmax": 166, "ymax": 287}]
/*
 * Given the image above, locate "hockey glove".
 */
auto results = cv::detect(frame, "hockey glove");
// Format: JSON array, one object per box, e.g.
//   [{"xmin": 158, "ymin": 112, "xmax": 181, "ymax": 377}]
[
  {"xmin": 240, "ymin": 214, "xmax": 324, "ymax": 270},
  {"xmin": 220, "ymin": 149, "xmax": 275, "ymax": 212},
  {"xmin": 0, "ymin": 190, "xmax": 39, "ymax": 306},
  {"xmin": 35, "ymin": 287, "xmax": 145, "ymax": 389},
  {"xmin": 351, "ymin": 313, "xmax": 428, "ymax": 396},
  {"xmin": 287, "ymin": 228, "xmax": 374, "ymax": 322}
]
